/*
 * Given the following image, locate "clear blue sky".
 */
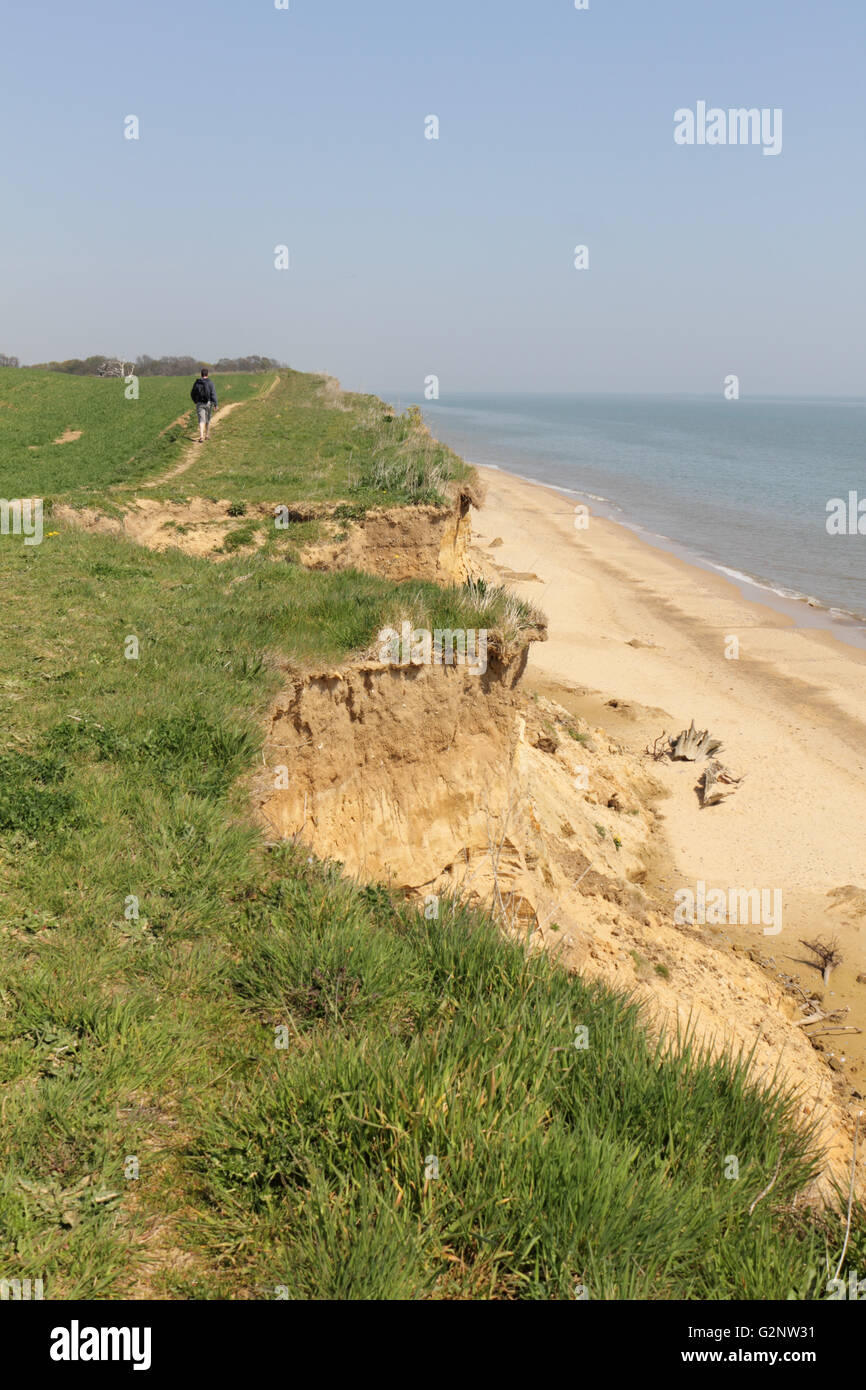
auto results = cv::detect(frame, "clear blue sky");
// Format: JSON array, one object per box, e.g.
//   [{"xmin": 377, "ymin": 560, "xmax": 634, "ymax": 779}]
[{"xmin": 1, "ymin": 0, "xmax": 863, "ymax": 396}]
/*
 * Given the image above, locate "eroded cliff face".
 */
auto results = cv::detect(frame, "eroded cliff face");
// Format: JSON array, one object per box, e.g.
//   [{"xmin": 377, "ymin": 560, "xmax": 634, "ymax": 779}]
[
  {"xmin": 56, "ymin": 493, "xmax": 475, "ymax": 583},
  {"xmin": 301, "ymin": 495, "xmax": 475, "ymax": 583},
  {"xmin": 257, "ymin": 656, "xmax": 533, "ymax": 892},
  {"xmin": 254, "ymin": 657, "xmax": 858, "ymax": 1198}
]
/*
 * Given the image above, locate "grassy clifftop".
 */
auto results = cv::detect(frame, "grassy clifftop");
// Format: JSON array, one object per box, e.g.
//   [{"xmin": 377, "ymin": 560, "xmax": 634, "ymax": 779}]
[
  {"xmin": 0, "ymin": 365, "xmax": 473, "ymax": 514},
  {"xmin": 0, "ymin": 365, "xmax": 861, "ymax": 1299},
  {"xmin": 132, "ymin": 369, "xmax": 475, "ymax": 510},
  {"xmin": 0, "ymin": 366, "xmax": 270, "ymax": 505}
]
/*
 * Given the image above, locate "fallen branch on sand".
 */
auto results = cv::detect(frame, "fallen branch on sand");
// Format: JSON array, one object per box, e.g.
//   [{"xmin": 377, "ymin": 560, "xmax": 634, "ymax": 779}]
[
  {"xmin": 776, "ymin": 974, "xmax": 812, "ymax": 1003},
  {"xmin": 647, "ymin": 723, "xmax": 743, "ymax": 805},
  {"xmin": 793, "ymin": 1005, "xmax": 849, "ymax": 1028},
  {"xmin": 699, "ymin": 760, "xmax": 744, "ymax": 808},
  {"xmin": 806, "ymin": 1026, "xmax": 861, "ymax": 1038}
]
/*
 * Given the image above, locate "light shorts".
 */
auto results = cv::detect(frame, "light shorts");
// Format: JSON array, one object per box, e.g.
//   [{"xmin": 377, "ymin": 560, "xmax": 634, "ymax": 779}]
[{"xmin": 196, "ymin": 403, "xmax": 213, "ymax": 426}]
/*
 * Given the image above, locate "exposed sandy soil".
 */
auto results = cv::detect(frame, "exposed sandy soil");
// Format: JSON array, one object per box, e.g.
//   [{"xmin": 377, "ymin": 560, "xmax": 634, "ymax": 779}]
[
  {"xmin": 52, "ymin": 429, "xmax": 82, "ymax": 444},
  {"xmin": 55, "ymin": 496, "xmax": 261, "ymax": 558},
  {"xmin": 57, "ymin": 495, "xmax": 475, "ymax": 581},
  {"xmin": 302, "ymin": 496, "xmax": 475, "ymax": 582},
  {"xmin": 254, "ymin": 654, "xmax": 862, "ymax": 1199}
]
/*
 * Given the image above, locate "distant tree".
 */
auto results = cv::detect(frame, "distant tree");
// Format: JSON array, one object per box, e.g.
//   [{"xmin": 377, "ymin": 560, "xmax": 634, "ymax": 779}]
[
  {"xmin": 81, "ymin": 355, "xmax": 110, "ymax": 375},
  {"xmin": 134, "ymin": 355, "xmax": 199, "ymax": 377},
  {"xmin": 0, "ymin": 354, "xmax": 19, "ymax": 368},
  {"xmin": 45, "ymin": 356, "xmax": 108, "ymax": 375},
  {"xmin": 214, "ymin": 355, "xmax": 283, "ymax": 373}
]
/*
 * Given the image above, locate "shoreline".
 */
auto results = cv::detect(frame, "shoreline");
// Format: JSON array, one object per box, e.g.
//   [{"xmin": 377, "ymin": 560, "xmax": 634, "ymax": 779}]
[
  {"xmin": 473, "ymin": 461, "xmax": 866, "ymax": 651},
  {"xmin": 472, "ymin": 462, "xmax": 866, "ymax": 1084}
]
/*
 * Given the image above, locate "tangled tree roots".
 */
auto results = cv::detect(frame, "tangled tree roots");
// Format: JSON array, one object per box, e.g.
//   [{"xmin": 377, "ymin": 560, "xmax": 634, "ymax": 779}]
[
  {"xmin": 669, "ymin": 720, "xmax": 723, "ymax": 762},
  {"xmin": 699, "ymin": 760, "xmax": 744, "ymax": 808}
]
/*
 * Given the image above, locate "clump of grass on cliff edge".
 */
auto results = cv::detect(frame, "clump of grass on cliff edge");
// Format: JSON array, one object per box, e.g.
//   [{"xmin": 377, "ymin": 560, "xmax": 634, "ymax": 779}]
[
  {"xmin": 462, "ymin": 576, "xmax": 547, "ymax": 654},
  {"xmin": 356, "ymin": 402, "xmax": 472, "ymax": 505},
  {"xmin": 383, "ymin": 577, "xmax": 546, "ymax": 664}
]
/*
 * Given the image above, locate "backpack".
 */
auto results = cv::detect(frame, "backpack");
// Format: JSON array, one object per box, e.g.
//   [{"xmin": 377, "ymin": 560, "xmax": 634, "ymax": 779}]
[{"xmin": 191, "ymin": 378, "xmax": 210, "ymax": 404}]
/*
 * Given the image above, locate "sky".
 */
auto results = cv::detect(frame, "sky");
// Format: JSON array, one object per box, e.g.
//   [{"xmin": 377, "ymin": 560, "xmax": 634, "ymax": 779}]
[{"xmin": 1, "ymin": 0, "xmax": 863, "ymax": 398}]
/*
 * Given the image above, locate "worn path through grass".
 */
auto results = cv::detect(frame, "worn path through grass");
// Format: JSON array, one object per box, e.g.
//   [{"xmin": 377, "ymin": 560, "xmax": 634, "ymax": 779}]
[{"xmin": 141, "ymin": 374, "xmax": 281, "ymax": 490}]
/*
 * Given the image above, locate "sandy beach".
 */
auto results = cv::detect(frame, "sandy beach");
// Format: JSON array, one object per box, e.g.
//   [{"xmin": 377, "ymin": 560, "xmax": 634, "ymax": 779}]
[{"xmin": 474, "ymin": 464, "xmax": 866, "ymax": 1080}]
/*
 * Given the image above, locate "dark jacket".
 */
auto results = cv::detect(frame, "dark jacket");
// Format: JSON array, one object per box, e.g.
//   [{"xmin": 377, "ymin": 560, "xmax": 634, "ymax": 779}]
[{"xmin": 192, "ymin": 377, "xmax": 218, "ymax": 407}]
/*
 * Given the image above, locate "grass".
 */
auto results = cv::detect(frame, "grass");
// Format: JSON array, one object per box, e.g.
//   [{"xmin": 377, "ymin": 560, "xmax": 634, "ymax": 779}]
[
  {"xmin": 0, "ymin": 367, "xmax": 271, "ymax": 507},
  {"xmin": 193, "ymin": 878, "xmax": 848, "ymax": 1300},
  {"xmin": 219, "ymin": 521, "xmax": 262, "ymax": 554},
  {"xmin": 0, "ymin": 372, "xmax": 861, "ymax": 1301},
  {"xmin": 0, "ymin": 524, "xmax": 530, "ymax": 1296},
  {"xmin": 0, "ymin": 366, "xmax": 475, "ymax": 520},
  {"xmin": 0, "ymin": 520, "xmax": 861, "ymax": 1299},
  {"xmin": 139, "ymin": 370, "xmax": 474, "ymax": 510}
]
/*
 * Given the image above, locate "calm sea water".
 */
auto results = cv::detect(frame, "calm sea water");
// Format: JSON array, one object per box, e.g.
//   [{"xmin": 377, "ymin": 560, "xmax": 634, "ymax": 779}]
[{"xmin": 386, "ymin": 393, "xmax": 866, "ymax": 625}]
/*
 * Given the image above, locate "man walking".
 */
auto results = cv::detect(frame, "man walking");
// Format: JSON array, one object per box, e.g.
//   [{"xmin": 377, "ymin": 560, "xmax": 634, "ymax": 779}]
[{"xmin": 190, "ymin": 367, "xmax": 218, "ymax": 442}]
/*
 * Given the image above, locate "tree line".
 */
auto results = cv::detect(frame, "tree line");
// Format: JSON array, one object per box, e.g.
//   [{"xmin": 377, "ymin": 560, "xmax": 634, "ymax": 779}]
[{"xmin": 0, "ymin": 354, "xmax": 285, "ymax": 376}]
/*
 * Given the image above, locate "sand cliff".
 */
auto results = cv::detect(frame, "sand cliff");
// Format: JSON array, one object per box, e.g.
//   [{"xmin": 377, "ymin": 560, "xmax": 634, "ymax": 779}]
[{"xmin": 253, "ymin": 641, "xmax": 861, "ymax": 1200}]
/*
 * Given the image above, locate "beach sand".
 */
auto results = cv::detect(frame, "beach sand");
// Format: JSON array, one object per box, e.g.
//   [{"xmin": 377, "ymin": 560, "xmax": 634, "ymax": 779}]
[{"xmin": 473, "ymin": 464, "xmax": 866, "ymax": 1082}]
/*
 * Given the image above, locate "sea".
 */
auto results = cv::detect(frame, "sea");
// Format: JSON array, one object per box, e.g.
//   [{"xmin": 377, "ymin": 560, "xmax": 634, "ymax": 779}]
[{"xmin": 384, "ymin": 392, "xmax": 866, "ymax": 639}]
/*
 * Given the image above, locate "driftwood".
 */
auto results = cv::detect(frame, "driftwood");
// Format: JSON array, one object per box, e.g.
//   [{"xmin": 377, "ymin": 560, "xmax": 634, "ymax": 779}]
[
  {"xmin": 799, "ymin": 937, "xmax": 843, "ymax": 986},
  {"xmin": 645, "ymin": 731, "xmax": 668, "ymax": 761},
  {"xmin": 648, "ymin": 722, "xmax": 742, "ymax": 805},
  {"xmin": 794, "ymin": 1005, "xmax": 849, "ymax": 1028},
  {"xmin": 776, "ymin": 974, "xmax": 812, "ymax": 1003},
  {"xmin": 669, "ymin": 720, "xmax": 723, "ymax": 762},
  {"xmin": 699, "ymin": 760, "xmax": 743, "ymax": 808}
]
